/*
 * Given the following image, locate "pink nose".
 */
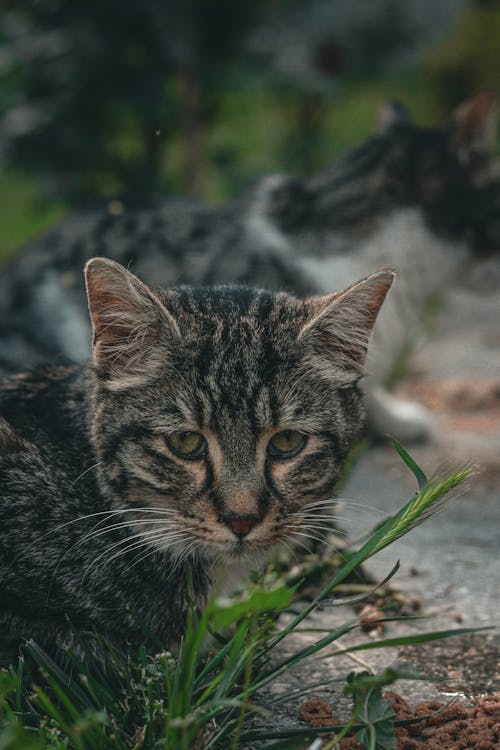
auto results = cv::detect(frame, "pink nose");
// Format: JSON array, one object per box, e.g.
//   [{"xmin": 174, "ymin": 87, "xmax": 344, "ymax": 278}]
[{"xmin": 225, "ymin": 517, "xmax": 259, "ymax": 538}]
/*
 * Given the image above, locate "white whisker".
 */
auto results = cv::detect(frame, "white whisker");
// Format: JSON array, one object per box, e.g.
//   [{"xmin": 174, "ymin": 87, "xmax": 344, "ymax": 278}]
[
  {"xmin": 70, "ymin": 461, "xmax": 103, "ymax": 487},
  {"xmin": 77, "ymin": 517, "xmax": 181, "ymax": 546},
  {"xmin": 287, "ymin": 535, "xmax": 316, "ymax": 554},
  {"xmin": 286, "ymin": 529, "xmax": 328, "ymax": 546},
  {"xmin": 81, "ymin": 527, "xmax": 186, "ymax": 585},
  {"xmin": 39, "ymin": 506, "xmax": 179, "ymax": 544},
  {"xmin": 108, "ymin": 530, "xmax": 190, "ymax": 568}
]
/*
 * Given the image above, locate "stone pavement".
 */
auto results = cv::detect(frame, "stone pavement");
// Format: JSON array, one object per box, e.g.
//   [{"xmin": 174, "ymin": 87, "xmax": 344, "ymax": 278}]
[{"xmin": 249, "ymin": 278, "xmax": 500, "ymax": 744}]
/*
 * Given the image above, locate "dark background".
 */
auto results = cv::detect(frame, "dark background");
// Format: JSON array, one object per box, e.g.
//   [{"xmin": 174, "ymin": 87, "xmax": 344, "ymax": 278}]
[{"xmin": 0, "ymin": 0, "xmax": 498, "ymax": 259}]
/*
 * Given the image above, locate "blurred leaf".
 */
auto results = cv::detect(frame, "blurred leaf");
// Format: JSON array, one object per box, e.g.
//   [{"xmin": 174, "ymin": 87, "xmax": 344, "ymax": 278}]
[{"xmin": 210, "ymin": 585, "xmax": 292, "ymax": 629}]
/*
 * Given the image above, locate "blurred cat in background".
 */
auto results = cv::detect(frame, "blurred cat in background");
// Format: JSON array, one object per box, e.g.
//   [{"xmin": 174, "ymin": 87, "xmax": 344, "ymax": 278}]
[{"xmin": 0, "ymin": 92, "xmax": 498, "ymax": 442}]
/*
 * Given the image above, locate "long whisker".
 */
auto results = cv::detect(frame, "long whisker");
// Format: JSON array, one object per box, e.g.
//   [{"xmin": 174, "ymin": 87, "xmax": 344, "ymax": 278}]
[
  {"xmin": 106, "ymin": 530, "xmax": 191, "ymax": 569},
  {"xmin": 122, "ymin": 534, "xmax": 192, "ymax": 576},
  {"xmin": 302, "ymin": 498, "xmax": 340, "ymax": 508},
  {"xmin": 46, "ymin": 513, "xmax": 181, "ymax": 604},
  {"xmin": 70, "ymin": 461, "xmax": 103, "ymax": 488},
  {"xmin": 46, "ymin": 507, "xmax": 179, "ymax": 537},
  {"xmin": 81, "ymin": 528, "xmax": 183, "ymax": 586},
  {"xmin": 77, "ymin": 518, "xmax": 181, "ymax": 546},
  {"xmin": 286, "ymin": 534, "xmax": 317, "ymax": 555},
  {"xmin": 277, "ymin": 537, "xmax": 298, "ymax": 559},
  {"xmin": 298, "ymin": 513, "xmax": 345, "ymax": 520},
  {"xmin": 297, "ymin": 523, "xmax": 345, "ymax": 537},
  {"xmin": 285, "ymin": 515, "xmax": 344, "ymax": 530},
  {"xmin": 303, "ymin": 496, "xmax": 386, "ymax": 513},
  {"xmin": 131, "ymin": 533, "xmax": 201, "ymax": 577},
  {"xmin": 286, "ymin": 529, "xmax": 329, "ymax": 547},
  {"xmin": 80, "ymin": 531, "xmax": 192, "ymax": 594}
]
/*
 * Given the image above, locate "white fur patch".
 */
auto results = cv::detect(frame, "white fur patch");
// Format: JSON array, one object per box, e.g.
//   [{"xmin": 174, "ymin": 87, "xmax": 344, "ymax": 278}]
[
  {"xmin": 295, "ymin": 208, "xmax": 469, "ymax": 382},
  {"xmin": 245, "ymin": 174, "xmax": 292, "ymax": 254}
]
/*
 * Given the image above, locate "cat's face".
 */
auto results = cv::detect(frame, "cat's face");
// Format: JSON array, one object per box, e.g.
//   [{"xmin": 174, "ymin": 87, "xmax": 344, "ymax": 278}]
[{"xmin": 85, "ymin": 259, "xmax": 393, "ymax": 564}]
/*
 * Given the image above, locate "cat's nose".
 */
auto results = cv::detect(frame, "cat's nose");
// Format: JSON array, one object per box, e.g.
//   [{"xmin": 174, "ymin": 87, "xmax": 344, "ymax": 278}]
[{"xmin": 224, "ymin": 516, "xmax": 260, "ymax": 538}]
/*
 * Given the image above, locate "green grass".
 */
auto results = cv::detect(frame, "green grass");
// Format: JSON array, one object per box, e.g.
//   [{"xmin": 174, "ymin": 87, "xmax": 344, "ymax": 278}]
[
  {"xmin": 0, "ymin": 170, "xmax": 66, "ymax": 262},
  {"xmin": 0, "ymin": 441, "xmax": 480, "ymax": 750}
]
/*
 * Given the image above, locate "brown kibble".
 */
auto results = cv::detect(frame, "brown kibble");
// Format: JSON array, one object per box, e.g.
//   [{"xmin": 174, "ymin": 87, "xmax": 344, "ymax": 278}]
[
  {"xmin": 339, "ymin": 739, "xmax": 363, "ymax": 750},
  {"xmin": 298, "ymin": 690, "xmax": 500, "ymax": 748},
  {"xmin": 298, "ymin": 698, "xmax": 334, "ymax": 727},
  {"xmin": 385, "ymin": 690, "xmax": 413, "ymax": 721},
  {"xmin": 414, "ymin": 700, "xmax": 445, "ymax": 718},
  {"xmin": 478, "ymin": 694, "xmax": 500, "ymax": 717},
  {"xmin": 454, "ymin": 612, "xmax": 464, "ymax": 623},
  {"xmin": 396, "ymin": 731, "xmax": 419, "ymax": 750}
]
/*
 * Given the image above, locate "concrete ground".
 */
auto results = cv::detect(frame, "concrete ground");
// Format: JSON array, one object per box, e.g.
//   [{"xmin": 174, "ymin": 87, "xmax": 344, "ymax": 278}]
[{"xmin": 248, "ymin": 279, "xmax": 500, "ymax": 744}]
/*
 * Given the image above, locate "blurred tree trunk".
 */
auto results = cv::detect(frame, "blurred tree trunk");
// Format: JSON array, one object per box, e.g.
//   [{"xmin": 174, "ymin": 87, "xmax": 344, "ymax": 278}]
[
  {"xmin": 142, "ymin": 124, "xmax": 163, "ymax": 193},
  {"xmin": 179, "ymin": 63, "xmax": 205, "ymax": 197}
]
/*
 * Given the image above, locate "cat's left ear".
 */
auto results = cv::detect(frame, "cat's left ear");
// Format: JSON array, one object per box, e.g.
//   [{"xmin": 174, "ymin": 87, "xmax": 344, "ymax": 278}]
[
  {"xmin": 449, "ymin": 91, "xmax": 498, "ymax": 162},
  {"xmin": 299, "ymin": 269, "xmax": 395, "ymax": 376},
  {"xmin": 375, "ymin": 99, "xmax": 411, "ymax": 134},
  {"xmin": 85, "ymin": 257, "xmax": 180, "ymax": 389}
]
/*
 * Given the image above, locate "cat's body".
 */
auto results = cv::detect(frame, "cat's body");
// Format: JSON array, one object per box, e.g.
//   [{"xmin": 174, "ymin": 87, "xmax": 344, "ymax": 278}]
[
  {"xmin": 0, "ymin": 262, "xmax": 393, "ymax": 664},
  {"xmin": 0, "ymin": 94, "xmax": 498, "ymax": 440},
  {"xmin": 0, "ymin": 367, "xmax": 208, "ymax": 664}
]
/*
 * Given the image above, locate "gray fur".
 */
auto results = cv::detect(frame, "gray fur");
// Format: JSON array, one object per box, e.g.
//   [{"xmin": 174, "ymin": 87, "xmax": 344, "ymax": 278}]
[{"xmin": 0, "ymin": 262, "xmax": 393, "ymax": 662}]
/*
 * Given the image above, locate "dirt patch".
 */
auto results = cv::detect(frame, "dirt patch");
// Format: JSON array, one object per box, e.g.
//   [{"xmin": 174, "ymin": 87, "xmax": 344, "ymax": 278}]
[
  {"xmin": 397, "ymin": 378, "xmax": 500, "ymax": 434},
  {"xmin": 299, "ymin": 691, "xmax": 500, "ymax": 749}
]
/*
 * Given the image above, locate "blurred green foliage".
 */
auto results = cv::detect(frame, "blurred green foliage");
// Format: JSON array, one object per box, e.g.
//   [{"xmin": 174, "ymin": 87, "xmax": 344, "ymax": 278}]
[
  {"xmin": 0, "ymin": 66, "xmax": 443, "ymax": 261},
  {"xmin": 427, "ymin": 0, "xmax": 500, "ymax": 109},
  {"xmin": 0, "ymin": 1, "xmax": 496, "ymax": 260},
  {"xmin": 0, "ymin": 170, "xmax": 66, "ymax": 261},
  {"xmin": 0, "ymin": 0, "xmax": 276, "ymax": 200}
]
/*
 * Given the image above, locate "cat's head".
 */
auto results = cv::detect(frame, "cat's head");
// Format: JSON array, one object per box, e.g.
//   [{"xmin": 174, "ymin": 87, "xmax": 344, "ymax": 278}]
[
  {"xmin": 269, "ymin": 92, "xmax": 499, "ymax": 255},
  {"xmin": 85, "ymin": 258, "xmax": 393, "ymax": 564},
  {"xmin": 379, "ymin": 91, "xmax": 500, "ymax": 255}
]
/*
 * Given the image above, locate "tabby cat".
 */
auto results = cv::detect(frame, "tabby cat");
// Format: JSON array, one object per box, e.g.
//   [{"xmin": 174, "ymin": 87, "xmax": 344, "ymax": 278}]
[
  {"xmin": 0, "ymin": 258, "xmax": 393, "ymax": 664},
  {"xmin": 0, "ymin": 93, "xmax": 498, "ymax": 441}
]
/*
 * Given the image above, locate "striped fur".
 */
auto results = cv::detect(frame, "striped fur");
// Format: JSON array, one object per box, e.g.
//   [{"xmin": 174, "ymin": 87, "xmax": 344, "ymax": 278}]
[{"xmin": 0, "ymin": 261, "xmax": 392, "ymax": 660}]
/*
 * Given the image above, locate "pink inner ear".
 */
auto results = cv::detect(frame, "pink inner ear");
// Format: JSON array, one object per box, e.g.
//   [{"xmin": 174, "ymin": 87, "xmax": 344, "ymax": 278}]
[
  {"xmin": 300, "ymin": 270, "xmax": 395, "ymax": 370},
  {"xmin": 360, "ymin": 273, "xmax": 396, "ymax": 329},
  {"xmin": 85, "ymin": 269, "xmax": 106, "ymax": 337},
  {"xmin": 86, "ymin": 269, "xmax": 131, "ymax": 344},
  {"xmin": 452, "ymin": 91, "xmax": 498, "ymax": 152}
]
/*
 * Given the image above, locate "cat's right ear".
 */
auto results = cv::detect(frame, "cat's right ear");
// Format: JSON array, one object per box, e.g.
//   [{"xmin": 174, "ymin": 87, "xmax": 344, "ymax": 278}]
[
  {"xmin": 449, "ymin": 91, "xmax": 498, "ymax": 162},
  {"xmin": 85, "ymin": 257, "xmax": 180, "ymax": 389},
  {"xmin": 298, "ymin": 269, "xmax": 395, "ymax": 379}
]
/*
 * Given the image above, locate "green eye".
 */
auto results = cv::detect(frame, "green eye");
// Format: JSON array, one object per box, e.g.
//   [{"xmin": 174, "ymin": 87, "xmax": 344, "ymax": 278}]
[
  {"xmin": 267, "ymin": 430, "xmax": 307, "ymax": 459},
  {"xmin": 166, "ymin": 431, "xmax": 207, "ymax": 460}
]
